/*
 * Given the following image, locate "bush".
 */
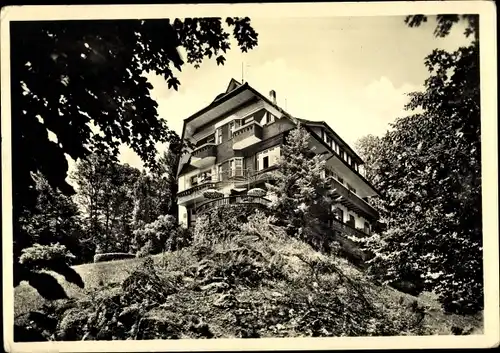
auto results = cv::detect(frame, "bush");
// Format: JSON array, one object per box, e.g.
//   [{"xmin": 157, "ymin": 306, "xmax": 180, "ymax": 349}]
[
  {"xmin": 193, "ymin": 204, "xmax": 259, "ymax": 246},
  {"xmin": 93, "ymin": 253, "xmax": 135, "ymax": 263},
  {"xmin": 132, "ymin": 215, "xmax": 190, "ymax": 255},
  {"xmin": 20, "ymin": 243, "xmax": 76, "ymax": 269},
  {"xmin": 136, "ymin": 240, "xmax": 155, "ymax": 258}
]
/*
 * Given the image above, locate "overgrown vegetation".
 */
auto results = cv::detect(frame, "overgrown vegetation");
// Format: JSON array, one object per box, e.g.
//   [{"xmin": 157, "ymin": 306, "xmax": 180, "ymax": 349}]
[
  {"xmin": 355, "ymin": 15, "xmax": 482, "ymax": 315},
  {"xmin": 14, "ymin": 211, "xmax": 483, "ymax": 341}
]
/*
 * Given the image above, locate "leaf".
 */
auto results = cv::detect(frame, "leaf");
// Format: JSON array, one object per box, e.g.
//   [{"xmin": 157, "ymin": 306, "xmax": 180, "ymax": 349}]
[
  {"xmin": 27, "ymin": 271, "xmax": 69, "ymax": 300},
  {"xmin": 216, "ymin": 55, "xmax": 226, "ymax": 66},
  {"xmin": 167, "ymin": 77, "xmax": 180, "ymax": 90}
]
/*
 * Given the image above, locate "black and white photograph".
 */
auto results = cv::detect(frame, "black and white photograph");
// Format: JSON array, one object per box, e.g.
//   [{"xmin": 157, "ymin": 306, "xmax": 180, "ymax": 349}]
[{"xmin": 1, "ymin": 2, "xmax": 498, "ymax": 351}]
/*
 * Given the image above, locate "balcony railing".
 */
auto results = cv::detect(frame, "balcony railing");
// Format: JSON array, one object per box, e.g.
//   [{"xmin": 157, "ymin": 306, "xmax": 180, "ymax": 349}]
[
  {"xmin": 330, "ymin": 218, "xmax": 369, "ymax": 239},
  {"xmin": 330, "ymin": 177, "xmax": 379, "ymax": 220},
  {"xmin": 232, "ymin": 121, "xmax": 263, "ymax": 149},
  {"xmin": 196, "ymin": 196, "xmax": 271, "ymax": 214},
  {"xmin": 177, "ymin": 181, "xmax": 219, "ymax": 199},
  {"xmin": 190, "ymin": 143, "xmax": 217, "ymax": 168}
]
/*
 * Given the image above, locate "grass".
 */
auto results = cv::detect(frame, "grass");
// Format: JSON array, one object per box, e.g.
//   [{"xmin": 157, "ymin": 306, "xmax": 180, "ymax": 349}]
[{"xmin": 14, "ymin": 254, "xmax": 164, "ymax": 317}]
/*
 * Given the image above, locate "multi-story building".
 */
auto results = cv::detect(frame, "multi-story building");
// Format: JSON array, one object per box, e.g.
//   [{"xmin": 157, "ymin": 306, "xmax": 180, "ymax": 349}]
[{"xmin": 176, "ymin": 79, "xmax": 379, "ymax": 239}]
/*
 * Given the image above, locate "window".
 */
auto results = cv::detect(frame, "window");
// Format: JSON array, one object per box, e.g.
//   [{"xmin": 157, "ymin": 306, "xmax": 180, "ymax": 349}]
[
  {"xmin": 235, "ymin": 158, "xmax": 243, "ymax": 176},
  {"xmin": 229, "ymin": 158, "xmax": 243, "ymax": 177},
  {"xmin": 261, "ymin": 112, "xmax": 275, "ymax": 125},
  {"xmin": 243, "ymin": 116, "xmax": 254, "ymax": 125},
  {"xmin": 268, "ymin": 112, "xmax": 275, "ymax": 124},
  {"xmin": 339, "ymin": 148, "xmax": 345, "ymax": 160},
  {"xmin": 257, "ymin": 146, "xmax": 281, "ymax": 171},
  {"xmin": 229, "ymin": 121, "xmax": 235, "ymax": 139},
  {"xmin": 347, "ymin": 215, "xmax": 355, "ymax": 227},
  {"xmin": 263, "ymin": 156, "xmax": 269, "ymax": 169},
  {"xmin": 218, "ymin": 165, "xmax": 223, "ymax": 181},
  {"xmin": 198, "ymin": 170, "xmax": 212, "ymax": 183},
  {"xmin": 334, "ymin": 208, "xmax": 344, "ymax": 222},
  {"xmin": 190, "ymin": 175, "xmax": 198, "ymax": 186},
  {"xmin": 364, "ymin": 222, "xmax": 371, "ymax": 235},
  {"xmin": 215, "ymin": 128, "xmax": 222, "ymax": 144}
]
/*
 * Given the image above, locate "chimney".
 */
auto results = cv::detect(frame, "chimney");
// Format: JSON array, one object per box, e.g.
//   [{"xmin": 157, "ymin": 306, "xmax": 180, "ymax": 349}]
[{"xmin": 269, "ymin": 90, "xmax": 277, "ymax": 105}]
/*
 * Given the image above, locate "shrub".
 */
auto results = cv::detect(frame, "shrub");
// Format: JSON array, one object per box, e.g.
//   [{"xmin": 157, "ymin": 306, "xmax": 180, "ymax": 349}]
[
  {"xmin": 193, "ymin": 204, "xmax": 258, "ymax": 246},
  {"xmin": 121, "ymin": 257, "xmax": 178, "ymax": 306},
  {"xmin": 166, "ymin": 226, "xmax": 193, "ymax": 252},
  {"xmin": 136, "ymin": 240, "xmax": 155, "ymax": 258},
  {"xmin": 132, "ymin": 214, "xmax": 188, "ymax": 255},
  {"xmin": 20, "ymin": 243, "xmax": 76, "ymax": 268},
  {"xmin": 93, "ymin": 253, "xmax": 135, "ymax": 263}
]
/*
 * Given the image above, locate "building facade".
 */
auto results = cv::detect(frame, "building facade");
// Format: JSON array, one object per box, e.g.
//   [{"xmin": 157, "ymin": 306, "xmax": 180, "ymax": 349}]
[{"xmin": 176, "ymin": 79, "xmax": 379, "ymax": 238}]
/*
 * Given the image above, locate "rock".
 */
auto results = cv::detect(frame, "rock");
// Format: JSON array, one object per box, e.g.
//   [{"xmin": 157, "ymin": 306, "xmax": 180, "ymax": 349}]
[
  {"xmin": 135, "ymin": 310, "xmax": 182, "ymax": 340},
  {"xmin": 214, "ymin": 293, "xmax": 237, "ymax": 308},
  {"xmin": 56, "ymin": 308, "xmax": 90, "ymax": 340},
  {"xmin": 200, "ymin": 281, "xmax": 229, "ymax": 293},
  {"xmin": 117, "ymin": 304, "xmax": 143, "ymax": 327},
  {"xmin": 185, "ymin": 315, "xmax": 214, "ymax": 338}
]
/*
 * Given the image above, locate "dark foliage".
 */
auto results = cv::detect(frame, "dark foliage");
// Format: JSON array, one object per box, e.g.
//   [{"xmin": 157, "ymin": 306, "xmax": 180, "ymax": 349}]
[
  {"xmin": 11, "ymin": 17, "xmax": 258, "ymax": 298},
  {"xmin": 357, "ymin": 15, "xmax": 482, "ymax": 314}
]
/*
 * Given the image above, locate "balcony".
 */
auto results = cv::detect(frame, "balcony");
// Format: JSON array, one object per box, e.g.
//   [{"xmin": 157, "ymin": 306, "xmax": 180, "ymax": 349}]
[
  {"xmin": 196, "ymin": 195, "xmax": 271, "ymax": 214},
  {"xmin": 331, "ymin": 178, "xmax": 379, "ymax": 220},
  {"xmin": 232, "ymin": 121, "xmax": 263, "ymax": 150},
  {"xmin": 177, "ymin": 181, "xmax": 220, "ymax": 205},
  {"xmin": 190, "ymin": 143, "xmax": 217, "ymax": 169},
  {"xmin": 330, "ymin": 218, "xmax": 368, "ymax": 239}
]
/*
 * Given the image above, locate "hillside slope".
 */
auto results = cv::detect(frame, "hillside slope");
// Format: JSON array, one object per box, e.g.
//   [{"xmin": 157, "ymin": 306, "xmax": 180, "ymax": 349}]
[{"xmin": 14, "ymin": 213, "xmax": 483, "ymax": 340}]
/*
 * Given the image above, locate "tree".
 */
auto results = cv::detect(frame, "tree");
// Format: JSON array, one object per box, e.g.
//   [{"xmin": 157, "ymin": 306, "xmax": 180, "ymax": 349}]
[
  {"xmin": 15, "ymin": 175, "xmax": 85, "ymax": 293},
  {"xmin": 132, "ymin": 170, "xmax": 162, "ymax": 228},
  {"xmin": 268, "ymin": 125, "xmax": 335, "ymax": 251},
  {"xmin": 152, "ymin": 135, "xmax": 184, "ymax": 219},
  {"xmin": 11, "ymin": 18, "xmax": 258, "ymax": 298},
  {"xmin": 358, "ymin": 15, "xmax": 481, "ymax": 314},
  {"xmin": 72, "ymin": 154, "xmax": 141, "ymax": 254},
  {"xmin": 354, "ymin": 135, "xmax": 385, "ymax": 185}
]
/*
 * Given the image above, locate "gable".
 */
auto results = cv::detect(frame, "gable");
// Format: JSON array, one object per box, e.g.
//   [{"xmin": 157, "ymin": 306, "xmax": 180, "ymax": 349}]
[{"xmin": 225, "ymin": 78, "xmax": 242, "ymax": 93}]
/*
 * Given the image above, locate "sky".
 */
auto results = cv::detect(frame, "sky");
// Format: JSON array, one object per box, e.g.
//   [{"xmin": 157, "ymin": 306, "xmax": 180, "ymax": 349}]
[{"xmin": 115, "ymin": 16, "xmax": 471, "ymax": 170}]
